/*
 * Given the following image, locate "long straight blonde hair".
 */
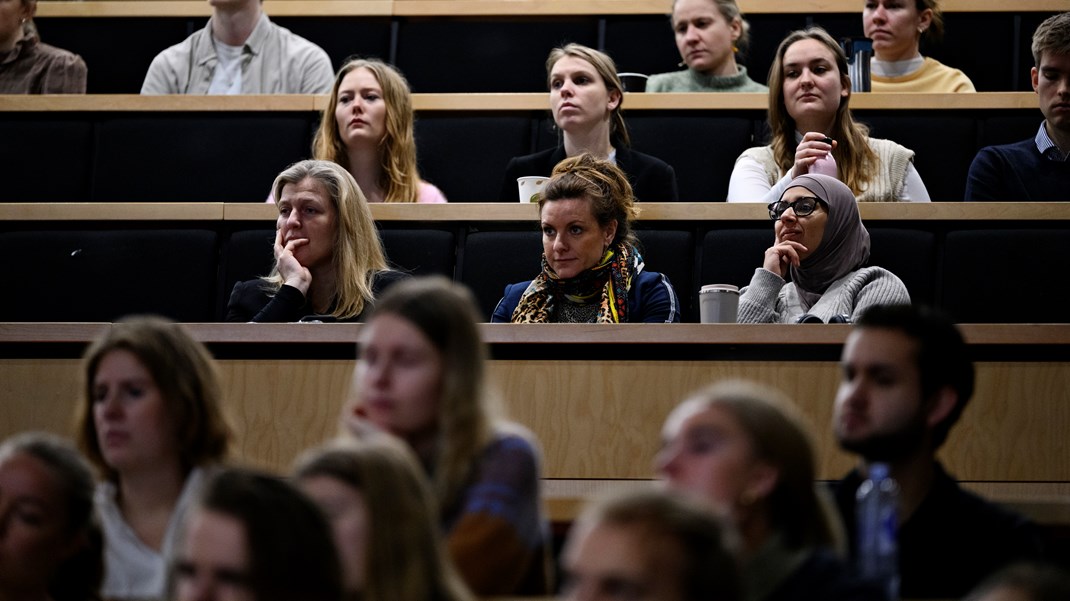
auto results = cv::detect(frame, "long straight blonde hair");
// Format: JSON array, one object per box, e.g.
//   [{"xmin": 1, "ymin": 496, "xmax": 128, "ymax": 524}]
[
  {"xmin": 313, "ymin": 58, "xmax": 424, "ymax": 203},
  {"xmin": 294, "ymin": 438, "xmax": 475, "ymax": 601},
  {"xmin": 362, "ymin": 277, "xmax": 495, "ymax": 517}
]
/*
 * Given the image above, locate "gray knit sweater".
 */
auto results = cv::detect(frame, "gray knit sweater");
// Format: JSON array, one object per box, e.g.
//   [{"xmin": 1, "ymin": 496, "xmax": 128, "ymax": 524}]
[
  {"xmin": 646, "ymin": 66, "xmax": 768, "ymax": 93},
  {"xmin": 737, "ymin": 266, "xmax": 910, "ymax": 323}
]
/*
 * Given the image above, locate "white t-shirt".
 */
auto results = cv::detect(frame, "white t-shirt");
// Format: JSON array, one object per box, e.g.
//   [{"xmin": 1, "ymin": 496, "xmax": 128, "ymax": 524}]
[
  {"xmin": 97, "ymin": 468, "xmax": 208, "ymax": 600},
  {"xmin": 208, "ymin": 39, "xmax": 243, "ymax": 95}
]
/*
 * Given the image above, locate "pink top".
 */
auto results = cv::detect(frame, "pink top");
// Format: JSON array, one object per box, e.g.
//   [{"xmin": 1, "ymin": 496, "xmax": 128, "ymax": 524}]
[
  {"xmin": 266, "ymin": 180, "xmax": 447, "ymax": 203},
  {"xmin": 414, "ymin": 181, "xmax": 448, "ymax": 203}
]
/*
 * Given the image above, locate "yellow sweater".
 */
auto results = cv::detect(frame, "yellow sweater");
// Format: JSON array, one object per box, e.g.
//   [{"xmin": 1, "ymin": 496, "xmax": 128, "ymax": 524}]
[{"xmin": 871, "ymin": 57, "xmax": 976, "ymax": 93}]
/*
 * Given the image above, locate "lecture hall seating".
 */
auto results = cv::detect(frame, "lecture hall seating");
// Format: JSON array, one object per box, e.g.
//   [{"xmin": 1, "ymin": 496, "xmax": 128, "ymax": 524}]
[{"xmin": 0, "ymin": 93, "xmax": 1049, "ymax": 203}]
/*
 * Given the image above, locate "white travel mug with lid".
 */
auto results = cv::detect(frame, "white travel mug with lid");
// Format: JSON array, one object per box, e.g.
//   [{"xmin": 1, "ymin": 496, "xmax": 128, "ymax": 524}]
[{"xmin": 699, "ymin": 284, "xmax": 740, "ymax": 323}]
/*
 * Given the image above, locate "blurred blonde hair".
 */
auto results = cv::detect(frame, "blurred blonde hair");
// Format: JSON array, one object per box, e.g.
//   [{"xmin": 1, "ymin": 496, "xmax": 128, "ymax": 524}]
[
  {"xmin": 77, "ymin": 316, "xmax": 231, "ymax": 483},
  {"xmin": 359, "ymin": 276, "xmax": 495, "ymax": 517},
  {"xmin": 294, "ymin": 437, "xmax": 474, "ymax": 601},
  {"xmin": 677, "ymin": 379, "xmax": 842, "ymax": 551}
]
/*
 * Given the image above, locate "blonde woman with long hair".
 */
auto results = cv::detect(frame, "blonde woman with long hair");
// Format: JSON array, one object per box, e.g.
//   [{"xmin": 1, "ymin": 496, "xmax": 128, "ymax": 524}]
[
  {"xmin": 295, "ymin": 437, "xmax": 475, "ymax": 601},
  {"xmin": 229, "ymin": 159, "xmax": 405, "ymax": 322},
  {"xmin": 727, "ymin": 27, "xmax": 931, "ymax": 204},
  {"xmin": 314, "ymin": 57, "xmax": 446, "ymax": 203},
  {"xmin": 345, "ymin": 276, "xmax": 550, "ymax": 596}
]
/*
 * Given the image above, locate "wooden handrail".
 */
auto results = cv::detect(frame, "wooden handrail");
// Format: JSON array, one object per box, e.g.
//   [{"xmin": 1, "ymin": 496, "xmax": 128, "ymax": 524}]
[
  {"xmin": 2, "ymin": 322, "xmax": 1068, "ymax": 346},
  {"xmin": 1, "ymin": 202, "xmax": 1068, "ymax": 222},
  {"xmin": 34, "ymin": 0, "xmax": 1067, "ymax": 18},
  {"xmin": 0, "ymin": 92, "xmax": 1038, "ymax": 112}
]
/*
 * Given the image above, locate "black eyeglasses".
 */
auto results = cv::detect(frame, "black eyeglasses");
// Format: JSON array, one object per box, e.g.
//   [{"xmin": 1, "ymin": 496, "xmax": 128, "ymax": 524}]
[{"xmin": 767, "ymin": 196, "xmax": 824, "ymax": 221}]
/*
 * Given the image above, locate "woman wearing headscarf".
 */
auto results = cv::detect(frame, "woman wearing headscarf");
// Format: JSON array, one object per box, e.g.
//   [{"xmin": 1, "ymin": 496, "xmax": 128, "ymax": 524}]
[{"xmin": 737, "ymin": 173, "xmax": 909, "ymax": 323}]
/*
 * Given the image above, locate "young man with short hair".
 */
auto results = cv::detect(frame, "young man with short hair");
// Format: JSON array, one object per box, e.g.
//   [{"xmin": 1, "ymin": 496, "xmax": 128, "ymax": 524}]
[
  {"xmin": 965, "ymin": 12, "xmax": 1070, "ymax": 201},
  {"xmin": 831, "ymin": 304, "xmax": 1043, "ymax": 599}
]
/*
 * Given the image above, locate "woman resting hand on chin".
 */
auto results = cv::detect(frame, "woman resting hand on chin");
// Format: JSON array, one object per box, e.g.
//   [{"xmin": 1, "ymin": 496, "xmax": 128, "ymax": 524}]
[
  {"xmin": 737, "ymin": 173, "xmax": 909, "ymax": 323},
  {"xmin": 727, "ymin": 27, "xmax": 931, "ymax": 203},
  {"xmin": 229, "ymin": 159, "xmax": 405, "ymax": 323}
]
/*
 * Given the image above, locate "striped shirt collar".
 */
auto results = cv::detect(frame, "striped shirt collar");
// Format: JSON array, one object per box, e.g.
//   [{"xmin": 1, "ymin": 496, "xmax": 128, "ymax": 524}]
[{"xmin": 1035, "ymin": 122, "xmax": 1069, "ymax": 162}]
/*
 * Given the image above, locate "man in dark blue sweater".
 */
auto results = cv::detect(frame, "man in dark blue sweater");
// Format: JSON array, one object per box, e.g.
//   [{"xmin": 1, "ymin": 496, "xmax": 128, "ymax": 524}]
[
  {"xmin": 965, "ymin": 12, "xmax": 1070, "ymax": 201},
  {"xmin": 831, "ymin": 305, "xmax": 1044, "ymax": 599}
]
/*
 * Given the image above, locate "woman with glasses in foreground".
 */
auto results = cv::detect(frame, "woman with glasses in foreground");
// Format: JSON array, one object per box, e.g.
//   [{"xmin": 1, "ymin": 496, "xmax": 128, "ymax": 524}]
[{"xmin": 737, "ymin": 173, "xmax": 909, "ymax": 323}]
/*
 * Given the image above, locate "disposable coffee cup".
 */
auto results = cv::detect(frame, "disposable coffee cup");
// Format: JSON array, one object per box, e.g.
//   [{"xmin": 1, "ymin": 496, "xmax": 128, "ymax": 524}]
[
  {"xmin": 517, "ymin": 176, "xmax": 548, "ymax": 203},
  {"xmin": 699, "ymin": 284, "xmax": 740, "ymax": 323}
]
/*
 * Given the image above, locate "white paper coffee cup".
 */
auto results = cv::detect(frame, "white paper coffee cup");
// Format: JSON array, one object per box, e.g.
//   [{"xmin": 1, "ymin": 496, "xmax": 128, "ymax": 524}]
[
  {"xmin": 699, "ymin": 284, "xmax": 740, "ymax": 323},
  {"xmin": 517, "ymin": 176, "xmax": 548, "ymax": 203}
]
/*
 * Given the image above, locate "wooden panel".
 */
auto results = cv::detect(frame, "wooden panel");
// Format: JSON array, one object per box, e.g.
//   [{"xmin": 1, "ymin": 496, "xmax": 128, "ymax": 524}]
[
  {"xmin": 35, "ymin": 0, "xmax": 1066, "ymax": 17},
  {"xmin": 4, "ymin": 323, "xmax": 1067, "ymax": 346},
  {"xmin": 221, "ymin": 359, "xmax": 352, "ymax": 470},
  {"xmin": 0, "ymin": 95, "xmax": 317, "ymax": 111},
  {"xmin": 0, "ymin": 92, "xmax": 1036, "ymax": 112},
  {"xmin": 5, "ymin": 202, "xmax": 1070, "ymax": 223},
  {"xmin": 3, "ymin": 355, "xmax": 1067, "ymax": 482},
  {"xmin": 543, "ymin": 480, "xmax": 1070, "ymax": 524},
  {"xmin": 0, "ymin": 203, "xmax": 224, "ymax": 221},
  {"xmin": 36, "ymin": 1, "xmax": 392, "ymax": 17}
]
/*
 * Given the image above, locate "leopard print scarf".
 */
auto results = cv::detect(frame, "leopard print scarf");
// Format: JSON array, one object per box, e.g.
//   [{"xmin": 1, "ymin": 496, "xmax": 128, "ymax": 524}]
[{"xmin": 510, "ymin": 243, "xmax": 639, "ymax": 323}]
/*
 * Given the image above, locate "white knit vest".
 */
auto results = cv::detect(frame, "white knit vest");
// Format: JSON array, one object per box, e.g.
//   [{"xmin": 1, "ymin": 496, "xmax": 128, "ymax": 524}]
[{"xmin": 741, "ymin": 137, "xmax": 915, "ymax": 202}]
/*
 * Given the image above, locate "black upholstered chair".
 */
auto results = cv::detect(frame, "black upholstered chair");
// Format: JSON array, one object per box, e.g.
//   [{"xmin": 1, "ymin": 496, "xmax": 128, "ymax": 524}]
[
  {"xmin": 91, "ymin": 115, "xmax": 311, "ymax": 202},
  {"xmin": 395, "ymin": 19, "xmax": 598, "ymax": 93},
  {"xmin": 859, "ymin": 114, "xmax": 976, "ymax": 202},
  {"xmin": 218, "ymin": 227, "xmax": 456, "ymax": 319},
  {"xmin": 628, "ymin": 113, "xmax": 756, "ymax": 202},
  {"xmin": 635, "ymin": 229, "xmax": 695, "ymax": 321},
  {"xmin": 414, "ymin": 115, "xmax": 533, "ymax": 202},
  {"xmin": 979, "ymin": 115, "xmax": 1046, "ymax": 149},
  {"xmin": 697, "ymin": 227, "xmax": 772, "ymax": 292},
  {"xmin": 218, "ymin": 229, "xmax": 276, "ymax": 320},
  {"xmin": 1, "ymin": 229, "xmax": 219, "ymax": 322},
  {"xmin": 378, "ymin": 228, "xmax": 456, "ymax": 278},
  {"xmin": 867, "ymin": 228, "xmax": 937, "ymax": 306},
  {"xmin": 458, "ymin": 230, "xmax": 543, "ymax": 320},
  {"xmin": 1, "ymin": 117, "xmax": 93, "ymax": 202},
  {"xmin": 940, "ymin": 229, "xmax": 1066, "ymax": 323}
]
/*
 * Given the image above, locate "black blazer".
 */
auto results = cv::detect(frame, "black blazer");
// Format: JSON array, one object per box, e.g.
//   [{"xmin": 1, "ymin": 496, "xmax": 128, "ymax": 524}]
[
  {"xmin": 498, "ymin": 146, "xmax": 680, "ymax": 203},
  {"xmin": 225, "ymin": 270, "xmax": 409, "ymax": 322}
]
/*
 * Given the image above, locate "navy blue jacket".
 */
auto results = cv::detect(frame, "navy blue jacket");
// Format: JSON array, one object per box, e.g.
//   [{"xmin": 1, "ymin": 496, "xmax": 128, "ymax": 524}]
[{"xmin": 491, "ymin": 270, "xmax": 681, "ymax": 323}]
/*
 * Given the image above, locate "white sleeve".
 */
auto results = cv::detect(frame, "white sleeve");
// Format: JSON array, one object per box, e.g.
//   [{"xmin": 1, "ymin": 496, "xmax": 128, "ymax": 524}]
[
  {"xmin": 899, "ymin": 162, "xmax": 931, "ymax": 202},
  {"xmin": 727, "ymin": 155, "xmax": 792, "ymax": 204}
]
